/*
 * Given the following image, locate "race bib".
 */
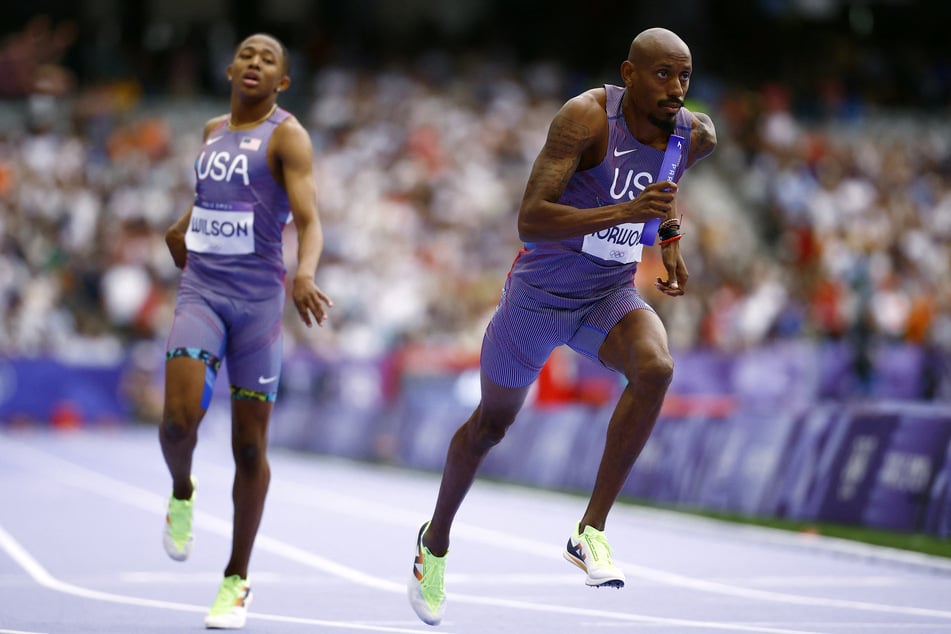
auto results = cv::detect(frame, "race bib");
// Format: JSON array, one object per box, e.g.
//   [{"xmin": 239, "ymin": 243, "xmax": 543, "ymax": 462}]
[
  {"xmin": 186, "ymin": 202, "xmax": 255, "ymax": 255},
  {"xmin": 582, "ymin": 222, "xmax": 645, "ymax": 264}
]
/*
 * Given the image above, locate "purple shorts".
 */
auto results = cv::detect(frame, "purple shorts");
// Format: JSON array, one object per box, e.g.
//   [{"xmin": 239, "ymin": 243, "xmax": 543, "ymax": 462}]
[
  {"xmin": 166, "ymin": 281, "xmax": 285, "ymax": 398},
  {"xmin": 481, "ymin": 275, "xmax": 653, "ymax": 388}
]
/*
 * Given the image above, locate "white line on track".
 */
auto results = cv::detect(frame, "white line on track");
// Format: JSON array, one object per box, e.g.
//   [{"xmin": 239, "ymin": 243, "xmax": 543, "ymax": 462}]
[
  {"xmin": 264, "ymin": 466, "xmax": 951, "ymax": 621},
  {"xmin": 4, "ymin": 436, "xmax": 951, "ymax": 633},
  {"xmin": 0, "ymin": 525, "xmax": 440, "ymax": 634}
]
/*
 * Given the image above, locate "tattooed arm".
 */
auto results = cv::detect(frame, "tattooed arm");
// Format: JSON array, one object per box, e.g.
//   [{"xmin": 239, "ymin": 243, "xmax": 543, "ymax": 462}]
[
  {"xmin": 517, "ymin": 89, "xmax": 675, "ymax": 243},
  {"xmin": 686, "ymin": 111, "xmax": 716, "ymax": 168}
]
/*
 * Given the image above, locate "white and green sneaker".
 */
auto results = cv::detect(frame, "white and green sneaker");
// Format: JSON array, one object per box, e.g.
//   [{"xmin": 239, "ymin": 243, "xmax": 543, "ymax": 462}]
[
  {"xmin": 162, "ymin": 475, "xmax": 196, "ymax": 561},
  {"xmin": 204, "ymin": 574, "xmax": 252, "ymax": 629},
  {"xmin": 408, "ymin": 522, "xmax": 446, "ymax": 625},
  {"xmin": 563, "ymin": 524, "xmax": 625, "ymax": 588}
]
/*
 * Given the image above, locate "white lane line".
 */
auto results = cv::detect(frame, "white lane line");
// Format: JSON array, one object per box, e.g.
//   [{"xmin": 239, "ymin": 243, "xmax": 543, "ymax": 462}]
[
  {"xmin": 0, "ymin": 448, "xmax": 827, "ymax": 634},
  {"xmin": 3, "ymin": 437, "xmax": 948, "ymax": 632},
  {"xmin": 0, "ymin": 524, "xmax": 205, "ymax": 614},
  {"xmin": 0, "ymin": 525, "xmax": 443, "ymax": 634},
  {"xmin": 267, "ymin": 472, "xmax": 951, "ymax": 621},
  {"xmin": 2, "ymin": 441, "xmax": 831, "ymax": 634},
  {"xmin": 627, "ymin": 507, "xmax": 951, "ymax": 575}
]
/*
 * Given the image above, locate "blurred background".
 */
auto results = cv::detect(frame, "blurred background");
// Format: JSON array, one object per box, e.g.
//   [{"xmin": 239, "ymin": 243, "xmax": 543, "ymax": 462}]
[{"xmin": 1, "ymin": 0, "xmax": 949, "ymax": 538}]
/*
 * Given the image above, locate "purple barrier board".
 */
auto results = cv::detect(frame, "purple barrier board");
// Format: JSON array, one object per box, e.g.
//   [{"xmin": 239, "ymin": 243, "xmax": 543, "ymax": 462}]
[
  {"xmin": 389, "ymin": 373, "xmax": 472, "ymax": 470},
  {"xmin": 0, "ymin": 357, "xmax": 128, "ymax": 424},
  {"xmin": 502, "ymin": 405, "xmax": 610, "ymax": 489},
  {"xmin": 801, "ymin": 406, "xmax": 901, "ymax": 525},
  {"xmin": 271, "ymin": 352, "xmax": 389, "ymax": 461},
  {"xmin": 756, "ymin": 403, "xmax": 846, "ymax": 520},
  {"xmin": 860, "ymin": 405, "xmax": 951, "ymax": 531},
  {"xmin": 623, "ymin": 415, "xmax": 725, "ymax": 505},
  {"xmin": 924, "ymin": 440, "xmax": 951, "ymax": 538},
  {"xmin": 692, "ymin": 409, "xmax": 803, "ymax": 516}
]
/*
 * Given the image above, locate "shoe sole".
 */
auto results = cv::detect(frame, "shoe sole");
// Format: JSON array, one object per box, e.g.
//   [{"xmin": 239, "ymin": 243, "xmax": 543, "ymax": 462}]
[
  {"xmin": 407, "ymin": 573, "xmax": 444, "ymax": 625},
  {"xmin": 164, "ymin": 476, "xmax": 196, "ymax": 562},
  {"xmin": 563, "ymin": 551, "xmax": 625, "ymax": 588},
  {"xmin": 162, "ymin": 531, "xmax": 192, "ymax": 561},
  {"xmin": 204, "ymin": 590, "xmax": 252, "ymax": 629},
  {"xmin": 408, "ymin": 523, "xmax": 444, "ymax": 625}
]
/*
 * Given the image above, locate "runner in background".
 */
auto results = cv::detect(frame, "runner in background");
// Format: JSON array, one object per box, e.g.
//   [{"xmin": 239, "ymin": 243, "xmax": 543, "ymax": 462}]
[{"xmin": 159, "ymin": 32, "xmax": 332, "ymax": 630}]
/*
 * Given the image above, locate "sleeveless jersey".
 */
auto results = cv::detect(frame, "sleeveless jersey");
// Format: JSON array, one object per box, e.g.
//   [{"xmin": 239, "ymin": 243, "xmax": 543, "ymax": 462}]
[
  {"xmin": 181, "ymin": 107, "xmax": 293, "ymax": 300},
  {"xmin": 513, "ymin": 85, "xmax": 692, "ymax": 298}
]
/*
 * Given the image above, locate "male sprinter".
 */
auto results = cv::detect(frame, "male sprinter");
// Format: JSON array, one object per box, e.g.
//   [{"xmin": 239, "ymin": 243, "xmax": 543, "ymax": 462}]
[
  {"xmin": 409, "ymin": 27, "xmax": 716, "ymax": 625},
  {"xmin": 160, "ymin": 33, "xmax": 332, "ymax": 629}
]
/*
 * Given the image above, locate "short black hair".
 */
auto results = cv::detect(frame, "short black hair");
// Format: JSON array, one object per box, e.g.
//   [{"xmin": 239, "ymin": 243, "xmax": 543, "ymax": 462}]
[{"xmin": 236, "ymin": 33, "xmax": 290, "ymax": 75}]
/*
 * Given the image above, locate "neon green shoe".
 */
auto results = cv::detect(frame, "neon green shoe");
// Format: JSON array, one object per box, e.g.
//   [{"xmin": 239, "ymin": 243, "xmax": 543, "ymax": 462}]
[
  {"xmin": 162, "ymin": 475, "xmax": 196, "ymax": 561},
  {"xmin": 563, "ymin": 523, "xmax": 625, "ymax": 588},
  {"xmin": 204, "ymin": 574, "xmax": 252, "ymax": 629},
  {"xmin": 407, "ymin": 522, "xmax": 446, "ymax": 625}
]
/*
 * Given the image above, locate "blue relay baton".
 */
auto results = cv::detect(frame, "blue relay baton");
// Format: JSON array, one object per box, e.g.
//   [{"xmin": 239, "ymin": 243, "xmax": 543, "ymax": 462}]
[{"xmin": 641, "ymin": 133, "xmax": 685, "ymax": 246}]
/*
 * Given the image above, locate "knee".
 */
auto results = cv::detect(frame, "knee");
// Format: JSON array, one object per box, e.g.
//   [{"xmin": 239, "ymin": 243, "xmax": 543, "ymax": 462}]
[
  {"xmin": 160, "ymin": 408, "xmax": 199, "ymax": 444},
  {"xmin": 475, "ymin": 423, "xmax": 507, "ymax": 450},
  {"xmin": 466, "ymin": 411, "xmax": 512, "ymax": 453},
  {"xmin": 234, "ymin": 441, "xmax": 267, "ymax": 473},
  {"xmin": 628, "ymin": 350, "xmax": 674, "ymax": 388}
]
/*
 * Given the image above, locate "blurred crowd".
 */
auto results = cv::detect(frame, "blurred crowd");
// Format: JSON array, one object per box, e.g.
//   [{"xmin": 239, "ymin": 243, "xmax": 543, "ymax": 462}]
[{"xmin": 1, "ymin": 23, "xmax": 950, "ymax": 407}]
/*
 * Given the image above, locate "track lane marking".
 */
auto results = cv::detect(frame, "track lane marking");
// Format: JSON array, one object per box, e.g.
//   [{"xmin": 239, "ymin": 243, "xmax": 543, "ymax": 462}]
[{"xmin": 4, "ymin": 435, "xmax": 950, "ymax": 632}]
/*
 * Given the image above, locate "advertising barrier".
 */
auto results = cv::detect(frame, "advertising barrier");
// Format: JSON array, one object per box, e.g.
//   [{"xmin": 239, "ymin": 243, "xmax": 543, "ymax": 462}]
[{"xmin": 2, "ymin": 342, "xmax": 949, "ymax": 537}]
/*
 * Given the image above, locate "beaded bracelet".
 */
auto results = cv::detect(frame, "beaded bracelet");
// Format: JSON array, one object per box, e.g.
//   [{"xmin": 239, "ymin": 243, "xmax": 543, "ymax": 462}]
[
  {"xmin": 658, "ymin": 224, "xmax": 681, "ymax": 242},
  {"xmin": 658, "ymin": 215, "xmax": 683, "ymax": 243}
]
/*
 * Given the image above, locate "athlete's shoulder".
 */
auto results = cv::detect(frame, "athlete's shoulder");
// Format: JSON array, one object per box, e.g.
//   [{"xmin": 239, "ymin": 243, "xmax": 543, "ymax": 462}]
[
  {"xmin": 270, "ymin": 110, "xmax": 313, "ymax": 162},
  {"xmin": 685, "ymin": 109, "xmax": 716, "ymax": 167},
  {"xmin": 564, "ymin": 87, "xmax": 606, "ymax": 113},
  {"xmin": 202, "ymin": 114, "xmax": 229, "ymax": 141},
  {"xmin": 271, "ymin": 110, "xmax": 309, "ymax": 144},
  {"xmin": 556, "ymin": 88, "xmax": 609, "ymax": 135}
]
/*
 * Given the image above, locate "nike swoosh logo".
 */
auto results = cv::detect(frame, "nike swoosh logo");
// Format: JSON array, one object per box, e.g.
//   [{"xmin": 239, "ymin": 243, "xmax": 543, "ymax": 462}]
[
  {"xmin": 206, "ymin": 136, "xmax": 224, "ymax": 145},
  {"xmin": 613, "ymin": 147, "xmax": 637, "ymax": 157},
  {"xmin": 258, "ymin": 375, "xmax": 278, "ymax": 384}
]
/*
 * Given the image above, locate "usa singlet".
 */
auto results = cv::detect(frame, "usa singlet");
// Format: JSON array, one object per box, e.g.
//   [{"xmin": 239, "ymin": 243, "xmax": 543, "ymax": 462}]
[
  {"xmin": 513, "ymin": 85, "xmax": 692, "ymax": 297},
  {"xmin": 480, "ymin": 85, "xmax": 693, "ymax": 388},
  {"xmin": 183, "ymin": 107, "xmax": 293, "ymax": 300},
  {"xmin": 166, "ymin": 107, "xmax": 294, "ymax": 399}
]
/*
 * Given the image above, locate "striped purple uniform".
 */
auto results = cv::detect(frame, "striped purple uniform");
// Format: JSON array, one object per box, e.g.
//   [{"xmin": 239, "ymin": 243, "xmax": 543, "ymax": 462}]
[
  {"xmin": 166, "ymin": 107, "xmax": 293, "ymax": 400},
  {"xmin": 482, "ymin": 85, "xmax": 693, "ymax": 388}
]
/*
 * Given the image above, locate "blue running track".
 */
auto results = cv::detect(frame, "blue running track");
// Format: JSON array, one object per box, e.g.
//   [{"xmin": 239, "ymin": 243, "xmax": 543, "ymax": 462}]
[{"xmin": 2, "ymin": 423, "xmax": 951, "ymax": 634}]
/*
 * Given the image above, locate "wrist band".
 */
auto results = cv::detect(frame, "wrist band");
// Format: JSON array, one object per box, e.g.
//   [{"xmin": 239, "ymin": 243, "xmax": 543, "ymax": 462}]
[
  {"xmin": 659, "ymin": 234, "xmax": 683, "ymax": 247},
  {"xmin": 658, "ymin": 225, "xmax": 681, "ymax": 241}
]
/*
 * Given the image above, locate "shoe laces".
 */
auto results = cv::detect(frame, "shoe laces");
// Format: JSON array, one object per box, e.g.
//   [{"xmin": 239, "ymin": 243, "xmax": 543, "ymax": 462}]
[
  {"xmin": 166, "ymin": 496, "xmax": 192, "ymax": 542},
  {"xmin": 581, "ymin": 527, "xmax": 614, "ymax": 565},
  {"xmin": 419, "ymin": 547, "xmax": 446, "ymax": 604},
  {"xmin": 210, "ymin": 575, "xmax": 248, "ymax": 613}
]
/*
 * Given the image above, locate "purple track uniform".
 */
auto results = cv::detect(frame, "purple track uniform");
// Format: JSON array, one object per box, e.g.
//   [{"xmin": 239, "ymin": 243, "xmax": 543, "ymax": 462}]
[
  {"xmin": 166, "ymin": 107, "xmax": 293, "ymax": 402},
  {"xmin": 482, "ymin": 85, "xmax": 693, "ymax": 388}
]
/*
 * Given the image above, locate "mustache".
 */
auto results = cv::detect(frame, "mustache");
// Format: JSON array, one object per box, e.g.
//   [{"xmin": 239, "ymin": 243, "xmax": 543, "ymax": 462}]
[{"xmin": 659, "ymin": 98, "xmax": 684, "ymax": 108}]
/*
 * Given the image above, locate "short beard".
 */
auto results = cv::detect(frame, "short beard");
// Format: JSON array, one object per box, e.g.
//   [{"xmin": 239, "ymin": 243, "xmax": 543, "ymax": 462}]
[{"xmin": 648, "ymin": 114, "xmax": 676, "ymax": 134}]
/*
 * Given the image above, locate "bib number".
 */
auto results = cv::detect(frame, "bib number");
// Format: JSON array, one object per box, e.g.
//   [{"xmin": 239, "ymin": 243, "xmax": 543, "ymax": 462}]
[
  {"xmin": 186, "ymin": 203, "xmax": 255, "ymax": 255},
  {"xmin": 582, "ymin": 222, "xmax": 645, "ymax": 264}
]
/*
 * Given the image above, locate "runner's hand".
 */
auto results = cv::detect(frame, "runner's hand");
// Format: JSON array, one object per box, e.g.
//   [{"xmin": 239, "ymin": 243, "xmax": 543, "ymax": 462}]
[
  {"xmin": 655, "ymin": 239, "xmax": 687, "ymax": 297},
  {"xmin": 292, "ymin": 276, "xmax": 333, "ymax": 327}
]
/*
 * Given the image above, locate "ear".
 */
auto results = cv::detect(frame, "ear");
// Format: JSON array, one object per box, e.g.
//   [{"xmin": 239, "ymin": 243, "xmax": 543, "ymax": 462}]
[
  {"xmin": 620, "ymin": 60, "xmax": 635, "ymax": 87},
  {"xmin": 226, "ymin": 64, "xmax": 234, "ymax": 82},
  {"xmin": 275, "ymin": 75, "xmax": 291, "ymax": 93}
]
